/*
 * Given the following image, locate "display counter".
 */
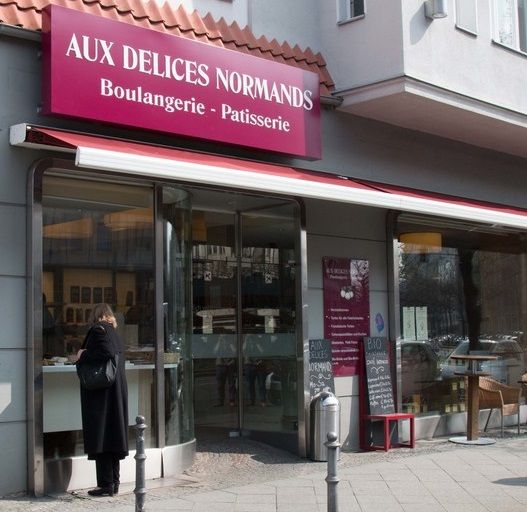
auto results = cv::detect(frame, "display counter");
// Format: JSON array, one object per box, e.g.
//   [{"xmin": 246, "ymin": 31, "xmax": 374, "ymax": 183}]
[{"xmin": 43, "ymin": 363, "xmax": 177, "ymax": 433}]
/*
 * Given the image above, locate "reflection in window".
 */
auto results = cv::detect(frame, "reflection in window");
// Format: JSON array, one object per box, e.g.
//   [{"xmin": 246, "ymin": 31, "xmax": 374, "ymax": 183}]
[
  {"xmin": 191, "ymin": 197, "xmax": 300, "ymax": 440},
  {"xmin": 42, "ymin": 175, "xmax": 157, "ymax": 458},
  {"xmin": 338, "ymin": 0, "xmax": 365, "ymax": 22},
  {"xmin": 397, "ymin": 215, "xmax": 527, "ymax": 416},
  {"xmin": 163, "ymin": 187, "xmax": 193, "ymax": 445},
  {"xmin": 192, "ymin": 210, "xmax": 239, "ymax": 431},
  {"xmin": 241, "ymin": 206, "xmax": 298, "ymax": 434},
  {"xmin": 493, "ymin": 0, "xmax": 527, "ymax": 52},
  {"xmin": 456, "ymin": 0, "xmax": 478, "ymax": 34}
]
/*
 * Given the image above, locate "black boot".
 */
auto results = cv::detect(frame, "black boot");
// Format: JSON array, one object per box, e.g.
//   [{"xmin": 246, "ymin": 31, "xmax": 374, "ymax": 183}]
[
  {"xmin": 113, "ymin": 483, "xmax": 119, "ymax": 495},
  {"xmin": 88, "ymin": 486, "xmax": 114, "ymax": 497}
]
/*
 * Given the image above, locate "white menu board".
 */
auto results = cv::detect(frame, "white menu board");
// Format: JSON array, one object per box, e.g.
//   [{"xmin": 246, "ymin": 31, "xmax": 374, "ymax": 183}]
[
  {"xmin": 415, "ymin": 306, "xmax": 428, "ymax": 340},
  {"xmin": 402, "ymin": 307, "xmax": 416, "ymax": 341}
]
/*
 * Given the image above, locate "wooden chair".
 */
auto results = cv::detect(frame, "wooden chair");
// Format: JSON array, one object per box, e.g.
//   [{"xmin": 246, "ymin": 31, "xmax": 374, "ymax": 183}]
[{"xmin": 478, "ymin": 377, "xmax": 521, "ymax": 435}]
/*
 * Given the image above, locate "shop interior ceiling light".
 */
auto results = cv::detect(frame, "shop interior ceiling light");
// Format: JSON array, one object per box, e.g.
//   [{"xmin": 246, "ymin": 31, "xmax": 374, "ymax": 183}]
[
  {"xmin": 103, "ymin": 207, "xmax": 153, "ymax": 231},
  {"xmin": 43, "ymin": 217, "xmax": 94, "ymax": 239},
  {"xmin": 399, "ymin": 232, "xmax": 442, "ymax": 254},
  {"xmin": 192, "ymin": 212, "xmax": 207, "ymax": 242}
]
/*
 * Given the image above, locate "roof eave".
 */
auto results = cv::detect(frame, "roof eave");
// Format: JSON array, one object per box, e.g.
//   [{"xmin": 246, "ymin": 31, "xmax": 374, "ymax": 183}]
[
  {"xmin": 321, "ymin": 94, "xmax": 343, "ymax": 108},
  {"xmin": 0, "ymin": 23, "xmax": 41, "ymax": 42}
]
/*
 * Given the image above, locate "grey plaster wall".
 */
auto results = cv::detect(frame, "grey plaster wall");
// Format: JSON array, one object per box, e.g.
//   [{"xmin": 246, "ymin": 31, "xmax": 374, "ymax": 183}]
[
  {"xmin": 290, "ymin": 109, "xmax": 527, "ymax": 210},
  {"xmin": 0, "ymin": 35, "xmax": 43, "ymax": 496},
  {"xmin": 305, "ymin": 199, "xmax": 388, "ymax": 450},
  {"xmin": 174, "ymin": 0, "xmax": 323, "ymax": 55}
]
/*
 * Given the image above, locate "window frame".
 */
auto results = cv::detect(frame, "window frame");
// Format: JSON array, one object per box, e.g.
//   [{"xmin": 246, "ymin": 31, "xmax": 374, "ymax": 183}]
[
  {"xmin": 492, "ymin": 0, "xmax": 527, "ymax": 55},
  {"xmin": 337, "ymin": 0, "xmax": 366, "ymax": 25},
  {"xmin": 28, "ymin": 158, "xmax": 193, "ymax": 494},
  {"xmin": 455, "ymin": 0, "xmax": 478, "ymax": 36}
]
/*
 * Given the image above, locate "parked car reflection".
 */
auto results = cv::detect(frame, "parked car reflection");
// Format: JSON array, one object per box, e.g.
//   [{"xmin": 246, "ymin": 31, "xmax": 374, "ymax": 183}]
[
  {"xmin": 401, "ymin": 341, "xmax": 440, "ymax": 400},
  {"xmin": 439, "ymin": 338, "xmax": 525, "ymax": 384}
]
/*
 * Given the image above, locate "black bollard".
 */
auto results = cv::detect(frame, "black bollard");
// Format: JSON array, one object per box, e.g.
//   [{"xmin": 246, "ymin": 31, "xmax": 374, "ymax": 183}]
[
  {"xmin": 134, "ymin": 415, "xmax": 147, "ymax": 512},
  {"xmin": 325, "ymin": 431, "xmax": 341, "ymax": 512}
]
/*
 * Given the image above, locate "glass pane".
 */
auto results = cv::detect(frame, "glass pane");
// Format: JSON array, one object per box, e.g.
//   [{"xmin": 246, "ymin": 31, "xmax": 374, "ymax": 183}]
[
  {"xmin": 192, "ymin": 211, "xmax": 239, "ymax": 430},
  {"xmin": 241, "ymin": 204, "xmax": 298, "ymax": 434},
  {"xmin": 456, "ymin": 0, "xmax": 478, "ymax": 33},
  {"xmin": 41, "ymin": 176, "xmax": 157, "ymax": 459},
  {"xmin": 162, "ymin": 187, "xmax": 193, "ymax": 445},
  {"xmin": 397, "ymin": 216, "xmax": 527, "ymax": 416},
  {"xmin": 350, "ymin": 0, "xmax": 365, "ymax": 17},
  {"xmin": 519, "ymin": 0, "xmax": 527, "ymax": 51},
  {"xmin": 496, "ymin": 0, "xmax": 516, "ymax": 47}
]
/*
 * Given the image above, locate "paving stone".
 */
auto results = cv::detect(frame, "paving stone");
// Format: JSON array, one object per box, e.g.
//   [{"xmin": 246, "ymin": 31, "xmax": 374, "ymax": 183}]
[{"xmin": 3, "ymin": 431, "xmax": 527, "ymax": 512}]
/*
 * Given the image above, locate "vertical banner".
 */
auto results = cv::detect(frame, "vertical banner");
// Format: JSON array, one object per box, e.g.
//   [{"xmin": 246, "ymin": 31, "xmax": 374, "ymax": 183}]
[{"xmin": 323, "ymin": 257, "xmax": 370, "ymax": 376}]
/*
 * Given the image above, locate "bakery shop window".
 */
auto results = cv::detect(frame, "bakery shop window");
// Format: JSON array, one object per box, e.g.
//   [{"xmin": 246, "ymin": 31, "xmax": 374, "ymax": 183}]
[
  {"xmin": 41, "ymin": 175, "xmax": 157, "ymax": 458},
  {"xmin": 396, "ymin": 213, "xmax": 527, "ymax": 417}
]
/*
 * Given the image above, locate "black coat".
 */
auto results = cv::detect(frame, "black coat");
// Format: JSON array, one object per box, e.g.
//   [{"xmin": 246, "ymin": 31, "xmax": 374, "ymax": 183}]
[{"xmin": 79, "ymin": 321, "xmax": 129, "ymax": 459}]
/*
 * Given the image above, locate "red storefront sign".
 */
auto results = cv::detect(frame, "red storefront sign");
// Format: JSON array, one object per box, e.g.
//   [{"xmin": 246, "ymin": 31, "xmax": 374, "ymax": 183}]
[
  {"xmin": 41, "ymin": 5, "xmax": 321, "ymax": 159},
  {"xmin": 323, "ymin": 257, "xmax": 370, "ymax": 377}
]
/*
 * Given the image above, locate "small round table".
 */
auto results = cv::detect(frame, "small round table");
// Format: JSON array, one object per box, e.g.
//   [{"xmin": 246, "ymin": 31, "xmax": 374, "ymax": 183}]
[{"xmin": 448, "ymin": 354, "xmax": 498, "ymax": 445}]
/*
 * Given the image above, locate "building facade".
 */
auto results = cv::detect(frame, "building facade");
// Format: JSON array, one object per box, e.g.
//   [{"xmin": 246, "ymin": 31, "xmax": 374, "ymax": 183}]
[{"xmin": 1, "ymin": 0, "xmax": 527, "ymax": 496}]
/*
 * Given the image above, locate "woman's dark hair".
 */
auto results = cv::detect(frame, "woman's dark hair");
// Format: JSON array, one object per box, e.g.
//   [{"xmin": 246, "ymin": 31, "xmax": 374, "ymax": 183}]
[{"xmin": 90, "ymin": 303, "xmax": 117, "ymax": 328}]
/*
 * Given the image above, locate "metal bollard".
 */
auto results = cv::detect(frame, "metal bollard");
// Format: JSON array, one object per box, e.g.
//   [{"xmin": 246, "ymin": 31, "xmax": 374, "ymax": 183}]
[
  {"xmin": 325, "ymin": 431, "xmax": 341, "ymax": 512},
  {"xmin": 134, "ymin": 415, "xmax": 147, "ymax": 512}
]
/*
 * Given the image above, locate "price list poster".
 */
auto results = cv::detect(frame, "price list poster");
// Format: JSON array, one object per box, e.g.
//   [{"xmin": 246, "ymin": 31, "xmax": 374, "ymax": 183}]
[{"xmin": 323, "ymin": 257, "xmax": 370, "ymax": 377}]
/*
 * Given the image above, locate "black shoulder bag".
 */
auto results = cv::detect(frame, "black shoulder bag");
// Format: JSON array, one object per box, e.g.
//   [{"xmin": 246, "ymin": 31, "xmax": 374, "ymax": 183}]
[{"xmin": 76, "ymin": 328, "xmax": 118, "ymax": 390}]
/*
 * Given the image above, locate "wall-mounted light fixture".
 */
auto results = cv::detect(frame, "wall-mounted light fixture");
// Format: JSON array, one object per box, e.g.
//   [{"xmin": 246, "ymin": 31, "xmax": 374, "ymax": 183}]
[
  {"xmin": 399, "ymin": 232, "xmax": 442, "ymax": 254},
  {"xmin": 425, "ymin": 0, "xmax": 448, "ymax": 19}
]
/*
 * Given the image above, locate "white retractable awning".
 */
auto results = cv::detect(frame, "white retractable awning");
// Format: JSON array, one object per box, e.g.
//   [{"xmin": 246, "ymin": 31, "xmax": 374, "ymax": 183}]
[{"xmin": 10, "ymin": 123, "xmax": 527, "ymax": 230}]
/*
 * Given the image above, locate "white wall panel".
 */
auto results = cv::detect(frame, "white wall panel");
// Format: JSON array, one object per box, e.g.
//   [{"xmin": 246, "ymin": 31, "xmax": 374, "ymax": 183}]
[
  {"xmin": 0, "ymin": 277, "xmax": 26, "ymax": 350},
  {"xmin": 0, "ymin": 422, "xmax": 26, "ymax": 495},
  {"xmin": 0, "ymin": 205, "xmax": 26, "ymax": 277},
  {"xmin": 0, "ymin": 349, "xmax": 26, "ymax": 423}
]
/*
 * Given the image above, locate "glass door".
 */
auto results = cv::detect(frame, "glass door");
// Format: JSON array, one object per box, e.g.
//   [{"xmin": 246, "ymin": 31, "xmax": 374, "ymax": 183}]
[
  {"xmin": 161, "ymin": 186, "xmax": 193, "ymax": 446},
  {"xmin": 190, "ymin": 188, "xmax": 300, "ymax": 448},
  {"xmin": 240, "ymin": 204, "xmax": 298, "ymax": 443},
  {"xmin": 192, "ymin": 210, "xmax": 239, "ymax": 432}
]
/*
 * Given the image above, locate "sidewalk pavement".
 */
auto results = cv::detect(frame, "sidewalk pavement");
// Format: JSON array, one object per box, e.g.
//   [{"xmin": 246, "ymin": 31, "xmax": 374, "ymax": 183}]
[{"xmin": 2, "ymin": 431, "xmax": 527, "ymax": 512}]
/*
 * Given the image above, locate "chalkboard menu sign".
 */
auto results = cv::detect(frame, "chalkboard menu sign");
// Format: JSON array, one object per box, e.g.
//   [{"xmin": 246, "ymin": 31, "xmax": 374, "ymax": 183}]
[
  {"xmin": 363, "ymin": 337, "xmax": 394, "ymax": 415},
  {"xmin": 309, "ymin": 339, "xmax": 334, "ymax": 397}
]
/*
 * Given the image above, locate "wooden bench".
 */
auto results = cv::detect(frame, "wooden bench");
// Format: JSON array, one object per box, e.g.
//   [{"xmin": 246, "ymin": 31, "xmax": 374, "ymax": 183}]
[{"xmin": 363, "ymin": 412, "xmax": 415, "ymax": 451}]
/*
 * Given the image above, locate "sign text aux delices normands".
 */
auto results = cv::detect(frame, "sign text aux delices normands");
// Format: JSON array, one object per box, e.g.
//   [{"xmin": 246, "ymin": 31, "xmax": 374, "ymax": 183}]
[{"xmin": 42, "ymin": 5, "xmax": 321, "ymax": 159}]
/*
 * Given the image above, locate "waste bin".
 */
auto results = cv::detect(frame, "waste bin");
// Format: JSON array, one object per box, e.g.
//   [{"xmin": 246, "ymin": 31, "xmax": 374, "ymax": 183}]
[{"xmin": 310, "ymin": 391, "xmax": 340, "ymax": 461}]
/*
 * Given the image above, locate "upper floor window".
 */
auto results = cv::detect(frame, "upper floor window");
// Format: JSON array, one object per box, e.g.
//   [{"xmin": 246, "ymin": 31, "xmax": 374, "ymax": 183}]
[
  {"xmin": 338, "ymin": 0, "xmax": 365, "ymax": 23},
  {"xmin": 455, "ymin": 0, "xmax": 478, "ymax": 35},
  {"xmin": 493, "ymin": 0, "xmax": 527, "ymax": 53}
]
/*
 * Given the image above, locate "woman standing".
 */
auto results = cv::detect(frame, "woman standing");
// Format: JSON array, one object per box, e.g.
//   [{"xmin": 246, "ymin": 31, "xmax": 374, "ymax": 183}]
[{"xmin": 76, "ymin": 303, "xmax": 128, "ymax": 497}]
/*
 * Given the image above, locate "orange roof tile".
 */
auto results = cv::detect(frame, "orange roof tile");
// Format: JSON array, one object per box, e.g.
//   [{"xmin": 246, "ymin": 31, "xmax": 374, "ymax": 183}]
[{"xmin": 0, "ymin": 0, "xmax": 334, "ymax": 95}]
